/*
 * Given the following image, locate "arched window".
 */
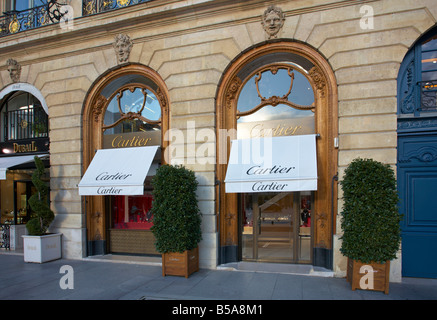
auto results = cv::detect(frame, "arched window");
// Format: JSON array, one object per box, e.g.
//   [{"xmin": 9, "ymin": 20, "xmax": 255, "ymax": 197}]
[
  {"xmin": 0, "ymin": 91, "xmax": 48, "ymax": 144},
  {"xmin": 0, "ymin": 90, "xmax": 49, "ymax": 225},
  {"xmin": 216, "ymin": 41, "xmax": 337, "ymax": 268},
  {"xmin": 398, "ymin": 29, "xmax": 437, "ymax": 117},
  {"xmin": 82, "ymin": 64, "xmax": 169, "ymax": 256}
]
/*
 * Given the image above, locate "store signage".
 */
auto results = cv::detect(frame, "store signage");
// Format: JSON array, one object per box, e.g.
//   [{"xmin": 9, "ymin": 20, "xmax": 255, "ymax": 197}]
[
  {"xmin": 103, "ymin": 130, "xmax": 160, "ymax": 149},
  {"xmin": 237, "ymin": 117, "xmax": 314, "ymax": 139},
  {"xmin": 78, "ymin": 146, "xmax": 159, "ymax": 196},
  {"xmin": 0, "ymin": 138, "xmax": 49, "ymax": 155},
  {"xmin": 224, "ymin": 134, "xmax": 318, "ymax": 193}
]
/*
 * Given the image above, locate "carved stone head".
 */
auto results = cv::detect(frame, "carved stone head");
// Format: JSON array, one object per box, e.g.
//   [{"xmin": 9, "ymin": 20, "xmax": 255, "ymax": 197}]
[
  {"xmin": 6, "ymin": 58, "xmax": 21, "ymax": 83},
  {"xmin": 261, "ymin": 5, "xmax": 285, "ymax": 39},
  {"xmin": 113, "ymin": 34, "xmax": 133, "ymax": 63}
]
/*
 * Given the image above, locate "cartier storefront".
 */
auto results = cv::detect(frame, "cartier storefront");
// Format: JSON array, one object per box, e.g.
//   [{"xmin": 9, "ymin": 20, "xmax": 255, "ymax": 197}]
[
  {"xmin": 216, "ymin": 41, "xmax": 338, "ymax": 269},
  {"xmin": 80, "ymin": 64, "xmax": 169, "ymax": 256}
]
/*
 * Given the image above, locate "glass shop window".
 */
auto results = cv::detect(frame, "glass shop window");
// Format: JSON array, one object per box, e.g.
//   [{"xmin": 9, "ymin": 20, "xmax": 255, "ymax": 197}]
[
  {"xmin": 111, "ymin": 194, "xmax": 153, "ymax": 230},
  {"xmin": 103, "ymin": 83, "xmax": 162, "ymax": 232},
  {"xmin": 236, "ymin": 64, "xmax": 315, "ymax": 139}
]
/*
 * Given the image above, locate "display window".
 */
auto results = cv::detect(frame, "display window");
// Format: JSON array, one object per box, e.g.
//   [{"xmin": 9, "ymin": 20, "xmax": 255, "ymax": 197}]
[
  {"xmin": 83, "ymin": 67, "xmax": 169, "ymax": 256},
  {"xmin": 0, "ymin": 90, "xmax": 49, "ymax": 227},
  {"xmin": 111, "ymin": 194, "xmax": 153, "ymax": 230}
]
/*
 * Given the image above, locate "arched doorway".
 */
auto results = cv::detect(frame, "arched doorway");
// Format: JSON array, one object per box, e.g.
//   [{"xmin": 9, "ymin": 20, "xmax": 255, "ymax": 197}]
[
  {"xmin": 397, "ymin": 27, "xmax": 437, "ymax": 278},
  {"xmin": 216, "ymin": 41, "xmax": 338, "ymax": 269},
  {"xmin": 0, "ymin": 85, "xmax": 50, "ymax": 250},
  {"xmin": 82, "ymin": 63, "xmax": 169, "ymax": 256}
]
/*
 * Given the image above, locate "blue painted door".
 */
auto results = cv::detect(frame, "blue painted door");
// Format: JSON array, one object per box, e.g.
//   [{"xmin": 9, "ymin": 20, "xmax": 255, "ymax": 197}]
[{"xmin": 398, "ymin": 133, "xmax": 437, "ymax": 278}]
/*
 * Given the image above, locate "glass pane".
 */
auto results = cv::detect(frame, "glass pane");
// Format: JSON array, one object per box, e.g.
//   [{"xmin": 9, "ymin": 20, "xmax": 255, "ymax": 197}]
[
  {"xmin": 241, "ymin": 193, "xmax": 254, "ymax": 260},
  {"xmin": 15, "ymin": 0, "xmax": 35, "ymax": 11},
  {"xmin": 257, "ymin": 192, "xmax": 294, "ymax": 262},
  {"xmin": 237, "ymin": 69, "xmax": 314, "ymax": 113},
  {"xmin": 298, "ymin": 192, "xmax": 312, "ymax": 262},
  {"xmin": 104, "ymin": 87, "xmax": 161, "ymax": 135},
  {"xmin": 422, "ymin": 34, "xmax": 437, "ymax": 52},
  {"xmin": 112, "ymin": 194, "xmax": 153, "ymax": 230},
  {"xmin": 422, "ymin": 51, "xmax": 437, "ymax": 72},
  {"xmin": 421, "ymin": 71, "xmax": 437, "ymax": 82},
  {"xmin": 104, "ymin": 88, "xmax": 161, "ymax": 124}
]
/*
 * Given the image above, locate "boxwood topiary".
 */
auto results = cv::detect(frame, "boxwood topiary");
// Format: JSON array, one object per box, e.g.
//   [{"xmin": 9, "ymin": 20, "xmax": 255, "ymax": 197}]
[
  {"xmin": 340, "ymin": 158, "xmax": 402, "ymax": 264},
  {"xmin": 151, "ymin": 164, "xmax": 202, "ymax": 254},
  {"xmin": 26, "ymin": 156, "xmax": 55, "ymax": 236}
]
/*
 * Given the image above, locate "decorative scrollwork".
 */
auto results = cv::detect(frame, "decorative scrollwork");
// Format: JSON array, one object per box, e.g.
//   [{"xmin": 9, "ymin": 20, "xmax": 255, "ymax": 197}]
[
  {"xmin": 93, "ymin": 95, "xmax": 107, "ymax": 123},
  {"xmin": 401, "ymin": 61, "xmax": 415, "ymax": 114},
  {"xmin": 102, "ymin": 84, "xmax": 161, "ymax": 131},
  {"xmin": 226, "ymin": 77, "xmax": 242, "ymax": 109},
  {"xmin": 309, "ymin": 66, "xmax": 326, "ymax": 97},
  {"xmin": 254, "ymin": 67, "xmax": 294, "ymax": 106},
  {"xmin": 156, "ymin": 87, "xmax": 167, "ymax": 110},
  {"xmin": 236, "ymin": 65, "xmax": 314, "ymax": 118},
  {"xmin": 400, "ymin": 146, "xmax": 437, "ymax": 163}
]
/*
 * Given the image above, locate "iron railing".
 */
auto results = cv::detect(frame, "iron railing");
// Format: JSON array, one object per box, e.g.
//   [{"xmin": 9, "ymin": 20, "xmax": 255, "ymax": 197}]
[
  {"xmin": 0, "ymin": 224, "xmax": 10, "ymax": 250},
  {"xmin": 83, "ymin": 0, "xmax": 154, "ymax": 16},
  {"xmin": 419, "ymin": 80, "xmax": 437, "ymax": 114},
  {"xmin": 0, "ymin": 1, "xmax": 156, "ymax": 37},
  {"xmin": 0, "ymin": 4, "xmax": 53, "ymax": 37},
  {"xmin": 4, "ymin": 106, "xmax": 48, "ymax": 141}
]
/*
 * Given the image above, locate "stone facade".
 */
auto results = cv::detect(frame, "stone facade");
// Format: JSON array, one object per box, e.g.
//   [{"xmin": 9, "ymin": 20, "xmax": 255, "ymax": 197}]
[{"xmin": 0, "ymin": 0, "xmax": 436, "ymax": 281}]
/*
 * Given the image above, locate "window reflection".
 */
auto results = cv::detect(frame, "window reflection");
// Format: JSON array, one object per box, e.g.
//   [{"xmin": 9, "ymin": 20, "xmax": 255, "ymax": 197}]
[
  {"xmin": 103, "ymin": 87, "xmax": 161, "ymax": 135},
  {"xmin": 237, "ymin": 67, "xmax": 314, "ymax": 113}
]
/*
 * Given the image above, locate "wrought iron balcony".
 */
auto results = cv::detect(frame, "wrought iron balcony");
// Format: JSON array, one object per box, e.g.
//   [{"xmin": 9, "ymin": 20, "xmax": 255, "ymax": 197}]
[
  {"xmin": 83, "ymin": 0, "xmax": 154, "ymax": 16},
  {"xmin": 419, "ymin": 80, "xmax": 437, "ymax": 114},
  {"xmin": 0, "ymin": 1, "xmax": 69, "ymax": 38},
  {"xmin": 0, "ymin": 4, "xmax": 51, "ymax": 37}
]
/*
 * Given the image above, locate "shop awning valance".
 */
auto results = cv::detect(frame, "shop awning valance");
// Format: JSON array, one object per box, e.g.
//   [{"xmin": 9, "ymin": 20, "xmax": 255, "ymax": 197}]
[
  {"xmin": 224, "ymin": 134, "xmax": 318, "ymax": 193},
  {"xmin": 78, "ymin": 146, "xmax": 159, "ymax": 196},
  {"xmin": 0, "ymin": 154, "xmax": 48, "ymax": 180}
]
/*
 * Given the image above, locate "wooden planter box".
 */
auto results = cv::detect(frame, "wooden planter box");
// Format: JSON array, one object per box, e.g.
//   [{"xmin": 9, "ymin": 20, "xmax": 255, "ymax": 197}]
[
  {"xmin": 347, "ymin": 258, "xmax": 390, "ymax": 294},
  {"xmin": 162, "ymin": 246, "xmax": 199, "ymax": 278}
]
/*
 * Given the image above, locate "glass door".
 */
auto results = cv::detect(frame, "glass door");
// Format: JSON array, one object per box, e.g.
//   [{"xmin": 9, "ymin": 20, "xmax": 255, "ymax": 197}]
[{"xmin": 240, "ymin": 191, "xmax": 312, "ymax": 263}]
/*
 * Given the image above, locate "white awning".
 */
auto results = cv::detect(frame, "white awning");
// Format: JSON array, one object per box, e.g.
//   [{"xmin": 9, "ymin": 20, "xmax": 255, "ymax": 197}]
[
  {"xmin": 224, "ymin": 134, "xmax": 318, "ymax": 193},
  {"xmin": 0, "ymin": 154, "xmax": 48, "ymax": 180},
  {"xmin": 78, "ymin": 146, "xmax": 159, "ymax": 196}
]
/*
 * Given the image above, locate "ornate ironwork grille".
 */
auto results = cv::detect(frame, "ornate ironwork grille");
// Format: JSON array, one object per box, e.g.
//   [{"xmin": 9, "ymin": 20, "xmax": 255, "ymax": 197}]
[
  {"xmin": 0, "ymin": 225, "xmax": 10, "ymax": 250},
  {"xmin": 419, "ymin": 80, "xmax": 437, "ymax": 113},
  {"xmin": 0, "ymin": 4, "xmax": 51, "ymax": 37},
  {"xmin": 4, "ymin": 106, "xmax": 48, "ymax": 141},
  {"xmin": 83, "ymin": 0, "xmax": 155, "ymax": 16}
]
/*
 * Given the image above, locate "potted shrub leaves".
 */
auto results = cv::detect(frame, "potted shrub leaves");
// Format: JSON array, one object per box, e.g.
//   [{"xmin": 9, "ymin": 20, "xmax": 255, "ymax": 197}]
[
  {"xmin": 340, "ymin": 158, "xmax": 401, "ymax": 294},
  {"xmin": 22, "ymin": 156, "xmax": 61, "ymax": 263},
  {"xmin": 151, "ymin": 164, "xmax": 202, "ymax": 278}
]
